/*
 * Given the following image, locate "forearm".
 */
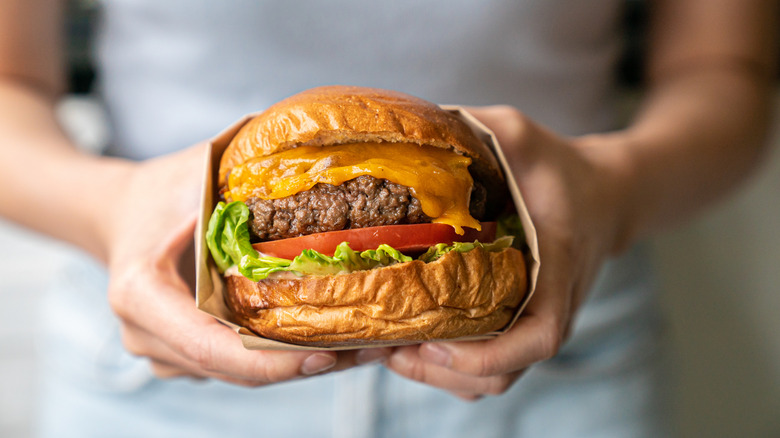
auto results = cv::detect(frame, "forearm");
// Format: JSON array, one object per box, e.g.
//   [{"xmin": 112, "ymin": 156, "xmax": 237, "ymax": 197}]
[
  {"xmin": 616, "ymin": 66, "xmax": 772, "ymax": 248},
  {"xmin": 584, "ymin": 0, "xmax": 777, "ymax": 252},
  {"xmin": 0, "ymin": 81, "xmax": 132, "ymax": 262}
]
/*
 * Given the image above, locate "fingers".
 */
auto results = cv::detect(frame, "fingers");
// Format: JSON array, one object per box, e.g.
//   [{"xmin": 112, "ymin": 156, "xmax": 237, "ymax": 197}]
[
  {"xmin": 386, "ymin": 320, "xmax": 553, "ymax": 397},
  {"xmin": 148, "ymin": 360, "xmax": 202, "ymax": 380},
  {"xmin": 115, "ymin": 267, "xmax": 340, "ymax": 383},
  {"xmin": 331, "ymin": 347, "xmax": 393, "ymax": 372},
  {"xmin": 157, "ymin": 212, "xmax": 199, "ymax": 265},
  {"xmin": 387, "ymin": 345, "xmax": 525, "ymax": 397},
  {"xmin": 387, "ymin": 244, "xmax": 573, "ymax": 397},
  {"xmin": 422, "ymin": 319, "xmax": 562, "ymax": 376},
  {"xmin": 120, "ymin": 318, "xmax": 337, "ymax": 386},
  {"xmin": 123, "ymin": 309, "xmax": 391, "ymax": 384},
  {"xmin": 451, "ymin": 393, "xmax": 484, "ymax": 402},
  {"xmin": 398, "ymin": 244, "xmax": 570, "ymax": 384},
  {"xmin": 110, "ymin": 219, "xmax": 343, "ymax": 385},
  {"xmin": 463, "ymin": 105, "xmax": 549, "ymax": 168}
]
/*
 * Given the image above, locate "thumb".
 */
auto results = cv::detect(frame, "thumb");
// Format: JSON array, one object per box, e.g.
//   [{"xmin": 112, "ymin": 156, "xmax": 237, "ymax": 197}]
[{"xmin": 157, "ymin": 212, "xmax": 198, "ymax": 262}]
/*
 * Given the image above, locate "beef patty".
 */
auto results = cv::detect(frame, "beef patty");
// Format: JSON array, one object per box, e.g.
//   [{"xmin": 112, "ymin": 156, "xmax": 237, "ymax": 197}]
[{"xmin": 245, "ymin": 175, "xmax": 486, "ymax": 240}]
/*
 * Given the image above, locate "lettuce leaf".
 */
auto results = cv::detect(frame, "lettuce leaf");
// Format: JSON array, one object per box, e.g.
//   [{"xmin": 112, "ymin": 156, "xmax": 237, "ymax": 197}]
[
  {"xmin": 497, "ymin": 214, "xmax": 525, "ymax": 248},
  {"xmin": 206, "ymin": 201, "xmax": 513, "ymax": 281},
  {"xmin": 417, "ymin": 236, "xmax": 514, "ymax": 263},
  {"xmin": 207, "ymin": 202, "xmax": 413, "ymax": 281},
  {"xmin": 205, "ymin": 201, "xmax": 258, "ymax": 272}
]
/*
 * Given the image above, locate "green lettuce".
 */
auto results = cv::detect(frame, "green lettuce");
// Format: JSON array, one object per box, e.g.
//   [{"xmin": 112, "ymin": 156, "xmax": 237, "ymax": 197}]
[
  {"xmin": 418, "ymin": 236, "xmax": 514, "ymax": 263},
  {"xmin": 205, "ymin": 200, "xmax": 257, "ymax": 272},
  {"xmin": 497, "ymin": 214, "xmax": 525, "ymax": 248},
  {"xmin": 206, "ymin": 201, "xmax": 516, "ymax": 281},
  {"xmin": 207, "ymin": 202, "xmax": 413, "ymax": 281}
]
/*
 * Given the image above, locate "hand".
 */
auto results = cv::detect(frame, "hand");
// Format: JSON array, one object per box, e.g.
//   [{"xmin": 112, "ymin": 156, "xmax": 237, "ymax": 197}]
[
  {"xmin": 103, "ymin": 144, "xmax": 389, "ymax": 386},
  {"xmin": 386, "ymin": 106, "xmax": 633, "ymax": 399}
]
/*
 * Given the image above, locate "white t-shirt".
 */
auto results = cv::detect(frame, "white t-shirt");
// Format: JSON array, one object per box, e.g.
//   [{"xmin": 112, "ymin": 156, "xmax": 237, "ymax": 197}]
[
  {"xmin": 37, "ymin": 2, "xmax": 669, "ymax": 437},
  {"xmin": 95, "ymin": 0, "xmax": 623, "ymax": 159}
]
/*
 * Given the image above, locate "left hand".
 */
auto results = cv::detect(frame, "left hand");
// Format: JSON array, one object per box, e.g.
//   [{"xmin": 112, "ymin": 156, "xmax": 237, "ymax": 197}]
[
  {"xmin": 103, "ymin": 143, "xmax": 389, "ymax": 384},
  {"xmin": 385, "ymin": 105, "xmax": 634, "ymax": 400}
]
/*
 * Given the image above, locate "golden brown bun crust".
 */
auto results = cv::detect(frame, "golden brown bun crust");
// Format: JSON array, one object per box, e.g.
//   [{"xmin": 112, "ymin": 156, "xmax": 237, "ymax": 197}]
[
  {"xmin": 218, "ymin": 85, "xmax": 502, "ymax": 189},
  {"xmin": 225, "ymin": 247, "xmax": 527, "ymax": 347}
]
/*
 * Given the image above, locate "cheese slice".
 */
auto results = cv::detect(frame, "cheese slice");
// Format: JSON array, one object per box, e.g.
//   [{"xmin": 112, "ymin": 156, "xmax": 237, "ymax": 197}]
[{"xmin": 226, "ymin": 142, "xmax": 480, "ymax": 234}]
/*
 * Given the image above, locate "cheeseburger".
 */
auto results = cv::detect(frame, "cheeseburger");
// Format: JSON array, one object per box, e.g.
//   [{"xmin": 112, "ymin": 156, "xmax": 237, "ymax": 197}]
[{"xmin": 206, "ymin": 85, "xmax": 528, "ymax": 346}]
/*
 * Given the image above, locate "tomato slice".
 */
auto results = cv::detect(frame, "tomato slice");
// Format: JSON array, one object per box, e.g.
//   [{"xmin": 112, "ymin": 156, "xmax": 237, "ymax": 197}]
[{"xmin": 252, "ymin": 222, "xmax": 497, "ymax": 259}]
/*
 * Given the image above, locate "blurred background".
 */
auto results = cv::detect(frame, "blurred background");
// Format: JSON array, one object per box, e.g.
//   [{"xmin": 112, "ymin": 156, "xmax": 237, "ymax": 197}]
[{"xmin": 1, "ymin": 1, "xmax": 778, "ymax": 437}]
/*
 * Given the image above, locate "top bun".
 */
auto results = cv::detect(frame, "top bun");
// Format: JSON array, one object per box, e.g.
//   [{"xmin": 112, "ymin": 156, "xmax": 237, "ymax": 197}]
[{"xmin": 218, "ymin": 85, "xmax": 502, "ymax": 188}]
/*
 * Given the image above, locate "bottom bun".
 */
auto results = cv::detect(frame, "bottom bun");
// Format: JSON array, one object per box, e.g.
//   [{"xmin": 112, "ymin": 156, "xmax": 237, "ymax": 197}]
[{"xmin": 225, "ymin": 247, "xmax": 527, "ymax": 347}]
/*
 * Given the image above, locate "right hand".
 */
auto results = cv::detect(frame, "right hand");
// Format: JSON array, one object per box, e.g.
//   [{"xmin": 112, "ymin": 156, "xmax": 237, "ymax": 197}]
[
  {"xmin": 386, "ymin": 106, "xmax": 633, "ymax": 399},
  {"xmin": 103, "ymin": 144, "xmax": 389, "ymax": 386}
]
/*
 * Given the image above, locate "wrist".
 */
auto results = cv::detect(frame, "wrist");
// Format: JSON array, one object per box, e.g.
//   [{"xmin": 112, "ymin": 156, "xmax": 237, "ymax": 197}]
[
  {"xmin": 39, "ymin": 148, "xmax": 136, "ymax": 263},
  {"xmin": 572, "ymin": 131, "xmax": 642, "ymax": 254},
  {"xmin": 79, "ymin": 153, "xmax": 137, "ymax": 263}
]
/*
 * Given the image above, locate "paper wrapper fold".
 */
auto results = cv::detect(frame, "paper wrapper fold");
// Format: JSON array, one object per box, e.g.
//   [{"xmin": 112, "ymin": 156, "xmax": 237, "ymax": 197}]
[{"xmin": 195, "ymin": 106, "xmax": 540, "ymax": 351}]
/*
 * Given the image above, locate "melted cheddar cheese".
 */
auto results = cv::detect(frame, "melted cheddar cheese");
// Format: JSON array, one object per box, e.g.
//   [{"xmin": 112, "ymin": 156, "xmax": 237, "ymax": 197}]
[{"xmin": 226, "ymin": 142, "xmax": 480, "ymax": 234}]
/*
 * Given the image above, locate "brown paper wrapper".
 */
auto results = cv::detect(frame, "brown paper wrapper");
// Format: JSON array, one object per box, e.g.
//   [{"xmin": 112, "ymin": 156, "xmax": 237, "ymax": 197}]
[{"xmin": 195, "ymin": 106, "xmax": 540, "ymax": 351}]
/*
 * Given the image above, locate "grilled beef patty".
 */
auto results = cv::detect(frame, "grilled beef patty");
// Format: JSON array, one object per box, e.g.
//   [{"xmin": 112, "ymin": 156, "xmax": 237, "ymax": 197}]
[{"xmin": 246, "ymin": 175, "xmax": 486, "ymax": 240}]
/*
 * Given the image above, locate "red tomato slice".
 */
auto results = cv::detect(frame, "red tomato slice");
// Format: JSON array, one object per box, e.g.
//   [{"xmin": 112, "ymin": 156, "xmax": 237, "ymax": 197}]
[{"xmin": 252, "ymin": 222, "xmax": 497, "ymax": 259}]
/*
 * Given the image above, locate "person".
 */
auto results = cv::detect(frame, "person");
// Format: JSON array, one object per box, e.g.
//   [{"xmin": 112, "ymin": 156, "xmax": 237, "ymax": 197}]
[{"xmin": 0, "ymin": 0, "xmax": 775, "ymax": 437}]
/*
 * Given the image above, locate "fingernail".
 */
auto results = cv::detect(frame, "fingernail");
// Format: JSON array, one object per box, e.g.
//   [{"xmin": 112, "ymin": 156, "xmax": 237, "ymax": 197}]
[
  {"xmin": 422, "ymin": 343, "xmax": 452, "ymax": 368},
  {"xmin": 454, "ymin": 392, "xmax": 483, "ymax": 402},
  {"xmin": 301, "ymin": 353, "xmax": 337, "ymax": 375},
  {"xmin": 356, "ymin": 347, "xmax": 391, "ymax": 365}
]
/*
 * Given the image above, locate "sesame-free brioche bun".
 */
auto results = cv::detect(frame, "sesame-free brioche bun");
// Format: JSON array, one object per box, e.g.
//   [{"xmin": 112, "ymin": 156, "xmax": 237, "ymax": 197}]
[
  {"xmin": 225, "ymin": 245, "xmax": 527, "ymax": 347},
  {"xmin": 217, "ymin": 85, "xmax": 503, "ymax": 191}
]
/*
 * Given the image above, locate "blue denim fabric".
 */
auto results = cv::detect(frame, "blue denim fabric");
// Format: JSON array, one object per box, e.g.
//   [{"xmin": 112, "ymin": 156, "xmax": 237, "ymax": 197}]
[{"xmin": 35, "ymin": 245, "xmax": 670, "ymax": 438}]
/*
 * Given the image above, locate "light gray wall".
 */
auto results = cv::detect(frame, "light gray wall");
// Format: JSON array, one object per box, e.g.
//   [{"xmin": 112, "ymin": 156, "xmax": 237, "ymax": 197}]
[{"xmin": 654, "ymin": 93, "xmax": 780, "ymax": 438}]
